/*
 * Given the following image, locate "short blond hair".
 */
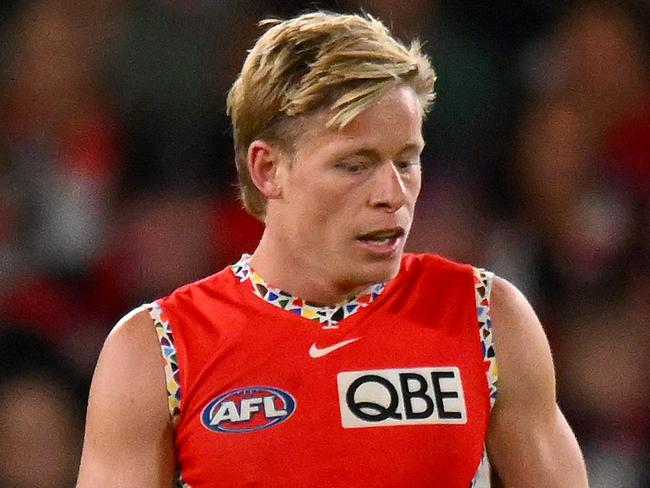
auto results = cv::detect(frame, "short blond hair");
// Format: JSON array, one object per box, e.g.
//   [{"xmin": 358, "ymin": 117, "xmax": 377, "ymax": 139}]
[{"xmin": 227, "ymin": 11, "xmax": 436, "ymax": 220}]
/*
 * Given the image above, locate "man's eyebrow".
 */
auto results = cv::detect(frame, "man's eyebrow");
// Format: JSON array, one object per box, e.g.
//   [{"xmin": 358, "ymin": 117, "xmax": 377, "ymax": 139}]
[
  {"xmin": 344, "ymin": 148, "xmax": 382, "ymax": 161},
  {"xmin": 341, "ymin": 142, "xmax": 425, "ymax": 160},
  {"xmin": 399, "ymin": 142, "xmax": 426, "ymax": 154}
]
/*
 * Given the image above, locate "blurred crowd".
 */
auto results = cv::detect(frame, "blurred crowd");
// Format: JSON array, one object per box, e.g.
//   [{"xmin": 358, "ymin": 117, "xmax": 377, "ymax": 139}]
[{"xmin": 0, "ymin": 0, "xmax": 648, "ymax": 486}]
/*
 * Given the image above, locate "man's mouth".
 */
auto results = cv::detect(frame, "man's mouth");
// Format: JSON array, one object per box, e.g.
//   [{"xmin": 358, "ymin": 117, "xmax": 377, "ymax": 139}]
[{"xmin": 356, "ymin": 227, "xmax": 405, "ymax": 246}]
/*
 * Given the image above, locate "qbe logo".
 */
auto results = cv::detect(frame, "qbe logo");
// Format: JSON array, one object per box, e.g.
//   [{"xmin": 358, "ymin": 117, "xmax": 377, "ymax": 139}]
[
  {"xmin": 337, "ymin": 367, "xmax": 467, "ymax": 428},
  {"xmin": 201, "ymin": 386, "xmax": 296, "ymax": 433}
]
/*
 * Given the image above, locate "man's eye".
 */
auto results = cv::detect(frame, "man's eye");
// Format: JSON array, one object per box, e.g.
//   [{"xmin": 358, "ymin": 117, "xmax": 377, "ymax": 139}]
[
  {"xmin": 395, "ymin": 160, "xmax": 416, "ymax": 171},
  {"xmin": 337, "ymin": 161, "xmax": 366, "ymax": 173}
]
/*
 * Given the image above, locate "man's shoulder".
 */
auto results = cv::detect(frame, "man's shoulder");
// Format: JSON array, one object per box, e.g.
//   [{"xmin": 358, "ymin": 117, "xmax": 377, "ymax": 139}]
[
  {"xmin": 488, "ymin": 276, "xmax": 539, "ymax": 338},
  {"xmin": 103, "ymin": 305, "xmax": 161, "ymax": 359}
]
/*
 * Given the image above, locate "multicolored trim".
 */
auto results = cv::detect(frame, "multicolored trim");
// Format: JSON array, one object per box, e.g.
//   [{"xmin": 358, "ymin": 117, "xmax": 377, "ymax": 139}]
[
  {"xmin": 172, "ymin": 473, "xmax": 191, "ymax": 488},
  {"xmin": 148, "ymin": 302, "xmax": 181, "ymax": 419},
  {"xmin": 474, "ymin": 268, "xmax": 498, "ymax": 408},
  {"xmin": 470, "ymin": 448, "xmax": 490, "ymax": 487},
  {"xmin": 231, "ymin": 254, "xmax": 385, "ymax": 329},
  {"xmin": 471, "ymin": 269, "xmax": 497, "ymax": 487},
  {"xmin": 145, "ymin": 304, "xmax": 189, "ymax": 486}
]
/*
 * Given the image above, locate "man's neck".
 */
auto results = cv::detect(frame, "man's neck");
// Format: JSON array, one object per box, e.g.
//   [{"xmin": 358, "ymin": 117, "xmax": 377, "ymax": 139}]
[{"xmin": 249, "ymin": 232, "xmax": 373, "ymax": 306}]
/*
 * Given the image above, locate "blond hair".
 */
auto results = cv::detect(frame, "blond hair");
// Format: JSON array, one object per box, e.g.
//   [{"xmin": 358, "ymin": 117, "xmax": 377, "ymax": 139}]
[{"xmin": 227, "ymin": 11, "xmax": 436, "ymax": 220}]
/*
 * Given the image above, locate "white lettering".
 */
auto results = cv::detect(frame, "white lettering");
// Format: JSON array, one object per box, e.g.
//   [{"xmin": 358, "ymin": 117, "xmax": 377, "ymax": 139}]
[
  {"xmin": 263, "ymin": 395, "xmax": 288, "ymax": 418},
  {"xmin": 337, "ymin": 367, "xmax": 467, "ymax": 428},
  {"xmin": 238, "ymin": 397, "xmax": 263, "ymax": 421},
  {"xmin": 210, "ymin": 401, "xmax": 240, "ymax": 425}
]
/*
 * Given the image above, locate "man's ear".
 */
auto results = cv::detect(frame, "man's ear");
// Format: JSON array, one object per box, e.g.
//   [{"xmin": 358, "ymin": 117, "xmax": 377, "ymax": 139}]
[{"xmin": 247, "ymin": 140, "xmax": 283, "ymax": 199}]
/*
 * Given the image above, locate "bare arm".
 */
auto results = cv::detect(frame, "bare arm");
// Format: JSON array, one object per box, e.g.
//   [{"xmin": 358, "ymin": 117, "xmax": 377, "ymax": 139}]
[
  {"xmin": 77, "ymin": 307, "xmax": 175, "ymax": 487},
  {"xmin": 487, "ymin": 277, "xmax": 588, "ymax": 487}
]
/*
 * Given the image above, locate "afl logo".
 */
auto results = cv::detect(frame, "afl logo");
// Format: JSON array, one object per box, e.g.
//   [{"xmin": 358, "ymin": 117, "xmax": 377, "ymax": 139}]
[{"xmin": 201, "ymin": 386, "xmax": 296, "ymax": 433}]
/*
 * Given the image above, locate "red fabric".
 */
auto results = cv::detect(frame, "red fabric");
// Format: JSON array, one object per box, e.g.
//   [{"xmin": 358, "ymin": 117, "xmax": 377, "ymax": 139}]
[{"xmin": 158, "ymin": 253, "xmax": 490, "ymax": 487}]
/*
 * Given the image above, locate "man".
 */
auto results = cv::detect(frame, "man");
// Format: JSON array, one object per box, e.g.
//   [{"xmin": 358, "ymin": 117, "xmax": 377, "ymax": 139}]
[{"xmin": 78, "ymin": 12, "xmax": 588, "ymax": 487}]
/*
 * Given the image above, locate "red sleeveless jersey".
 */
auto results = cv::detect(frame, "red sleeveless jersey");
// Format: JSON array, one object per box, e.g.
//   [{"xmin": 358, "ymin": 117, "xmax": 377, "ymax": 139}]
[{"xmin": 149, "ymin": 253, "xmax": 497, "ymax": 487}]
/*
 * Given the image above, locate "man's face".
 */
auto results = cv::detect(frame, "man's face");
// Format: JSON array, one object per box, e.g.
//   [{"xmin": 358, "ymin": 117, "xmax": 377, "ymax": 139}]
[{"xmin": 268, "ymin": 84, "xmax": 424, "ymax": 292}]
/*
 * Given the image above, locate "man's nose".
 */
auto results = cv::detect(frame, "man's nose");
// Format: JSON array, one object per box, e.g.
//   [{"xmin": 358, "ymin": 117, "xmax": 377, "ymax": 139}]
[{"xmin": 368, "ymin": 162, "xmax": 407, "ymax": 212}]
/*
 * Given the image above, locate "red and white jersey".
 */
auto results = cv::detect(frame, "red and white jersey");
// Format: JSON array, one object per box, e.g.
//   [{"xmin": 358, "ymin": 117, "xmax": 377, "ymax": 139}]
[{"xmin": 148, "ymin": 253, "xmax": 497, "ymax": 487}]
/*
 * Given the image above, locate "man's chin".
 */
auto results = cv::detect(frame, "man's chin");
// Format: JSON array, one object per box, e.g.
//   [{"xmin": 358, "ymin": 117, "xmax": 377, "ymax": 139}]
[{"xmin": 359, "ymin": 253, "xmax": 403, "ymax": 284}]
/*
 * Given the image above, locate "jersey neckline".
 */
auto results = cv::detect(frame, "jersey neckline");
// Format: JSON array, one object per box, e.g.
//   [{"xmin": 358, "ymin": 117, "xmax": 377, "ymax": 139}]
[{"xmin": 230, "ymin": 253, "xmax": 385, "ymax": 329}]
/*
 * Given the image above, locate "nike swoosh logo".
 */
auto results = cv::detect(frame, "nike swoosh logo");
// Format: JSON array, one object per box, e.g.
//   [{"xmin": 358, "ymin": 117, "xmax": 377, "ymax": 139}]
[{"xmin": 309, "ymin": 337, "xmax": 361, "ymax": 358}]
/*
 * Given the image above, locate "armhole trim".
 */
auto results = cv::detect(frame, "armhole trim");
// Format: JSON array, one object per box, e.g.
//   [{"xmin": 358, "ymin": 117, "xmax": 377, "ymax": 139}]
[
  {"xmin": 470, "ymin": 448, "xmax": 491, "ymax": 487},
  {"xmin": 473, "ymin": 267, "xmax": 498, "ymax": 409},
  {"xmin": 146, "ymin": 302, "xmax": 182, "ymax": 421}
]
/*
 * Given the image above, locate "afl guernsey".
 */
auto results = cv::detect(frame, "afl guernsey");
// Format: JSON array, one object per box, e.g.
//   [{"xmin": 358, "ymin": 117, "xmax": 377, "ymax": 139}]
[{"xmin": 148, "ymin": 253, "xmax": 497, "ymax": 487}]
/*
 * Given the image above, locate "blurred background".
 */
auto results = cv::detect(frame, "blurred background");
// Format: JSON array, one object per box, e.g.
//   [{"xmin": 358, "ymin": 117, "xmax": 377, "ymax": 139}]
[{"xmin": 0, "ymin": 0, "xmax": 648, "ymax": 486}]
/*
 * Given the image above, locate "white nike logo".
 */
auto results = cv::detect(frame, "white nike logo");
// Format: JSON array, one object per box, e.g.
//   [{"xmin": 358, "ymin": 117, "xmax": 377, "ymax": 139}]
[{"xmin": 309, "ymin": 337, "xmax": 361, "ymax": 358}]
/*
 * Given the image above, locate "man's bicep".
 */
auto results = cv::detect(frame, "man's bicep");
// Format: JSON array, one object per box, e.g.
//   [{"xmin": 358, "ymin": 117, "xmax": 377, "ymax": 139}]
[
  {"xmin": 488, "ymin": 401, "xmax": 586, "ymax": 486},
  {"xmin": 77, "ymin": 308, "xmax": 175, "ymax": 487},
  {"xmin": 486, "ymin": 277, "xmax": 587, "ymax": 487}
]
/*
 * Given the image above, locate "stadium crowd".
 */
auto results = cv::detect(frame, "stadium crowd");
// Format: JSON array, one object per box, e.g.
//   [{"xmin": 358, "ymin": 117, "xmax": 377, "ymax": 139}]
[{"xmin": 0, "ymin": 0, "xmax": 648, "ymax": 486}]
